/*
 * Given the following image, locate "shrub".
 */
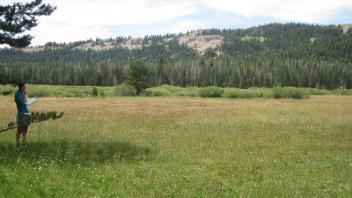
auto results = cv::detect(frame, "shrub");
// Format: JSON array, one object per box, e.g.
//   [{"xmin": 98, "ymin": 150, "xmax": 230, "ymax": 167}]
[
  {"xmin": 239, "ymin": 89, "xmax": 265, "ymax": 98},
  {"xmin": 239, "ymin": 90, "xmax": 254, "ymax": 98},
  {"xmin": 223, "ymin": 89, "xmax": 240, "ymax": 98},
  {"xmin": 99, "ymin": 91, "xmax": 105, "ymax": 97},
  {"xmin": 333, "ymin": 88, "xmax": 352, "ymax": 95},
  {"xmin": 69, "ymin": 89, "xmax": 90, "ymax": 97},
  {"xmin": 2, "ymin": 90, "xmax": 12, "ymax": 96},
  {"xmin": 272, "ymin": 87, "xmax": 309, "ymax": 99},
  {"xmin": 28, "ymin": 88, "xmax": 51, "ymax": 97},
  {"xmin": 145, "ymin": 87, "xmax": 171, "ymax": 96},
  {"xmin": 159, "ymin": 84, "xmax": 182, "ymax": 94},
  {"xmin": 125, "ymin": 60, "xmax": 151, "ymax": 95},
  {"xmin": 272, "ymin": 87, "xmax": 289, "ymax": 99},
  {"xmin": 248, "ymin": 88, "xmax": 269, "ymax": 98},
  {"xmin": 199, "ymin": 86, "xmax": 224, "ymax": 98},
  {"xmin": 176, "ymin": 89, "xmax": 199, "ymax": 97},
  {"xmin": 91, "ymin": 87, "xmax": 98, "ymax": 96},
  {"xmin": 114, "ymin": 83, "xmax": 136, "ymax": 96},
  {"xmin": 308, "ymin": 88, "xmax": 330, "ymax": 95},
  {"xmin": 287, "ymin": 88, "xmax": 309, "ymax": 99}
]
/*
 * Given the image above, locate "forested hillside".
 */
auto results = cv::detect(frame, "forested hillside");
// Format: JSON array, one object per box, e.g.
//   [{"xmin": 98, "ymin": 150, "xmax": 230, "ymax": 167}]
[{"xmin": 1, "ymin": 23, "xmax": 351, "ymax": 89}]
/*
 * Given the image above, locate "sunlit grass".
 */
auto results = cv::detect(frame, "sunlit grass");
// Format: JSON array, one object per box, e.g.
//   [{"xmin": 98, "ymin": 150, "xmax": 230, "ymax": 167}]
[{"xmin": 0, "ymin": 95, "xmax": 351, "ymax": 197}]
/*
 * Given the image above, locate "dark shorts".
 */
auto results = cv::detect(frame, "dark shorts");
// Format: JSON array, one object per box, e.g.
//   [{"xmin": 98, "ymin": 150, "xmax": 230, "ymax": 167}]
[{"xmin": 17, "ymin": 113, "xmax": 31, "ymax": 127}]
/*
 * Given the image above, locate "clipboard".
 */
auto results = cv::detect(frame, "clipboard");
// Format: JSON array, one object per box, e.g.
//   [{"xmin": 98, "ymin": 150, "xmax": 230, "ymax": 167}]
[{"xmin": 26, "ymin": 98, "xmax": 38, "ymax": 106}]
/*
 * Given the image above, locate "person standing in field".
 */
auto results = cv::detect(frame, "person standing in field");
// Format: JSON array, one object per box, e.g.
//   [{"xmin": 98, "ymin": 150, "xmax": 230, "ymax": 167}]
[{"xmin": 15, "ymin": 82, "xmax": 30, "ymax": 148}]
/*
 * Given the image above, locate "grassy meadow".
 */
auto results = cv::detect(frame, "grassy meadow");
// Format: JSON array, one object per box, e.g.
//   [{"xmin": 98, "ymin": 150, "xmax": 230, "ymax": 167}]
[{"xmin": 0, "ymin": 91, "xmax": 351, "ymax": 196}]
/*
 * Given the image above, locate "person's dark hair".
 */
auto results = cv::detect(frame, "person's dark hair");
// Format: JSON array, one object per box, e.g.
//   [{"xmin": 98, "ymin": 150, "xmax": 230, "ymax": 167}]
[{"xmin": 18, "ymin": 82, "xmax": 25, "ymax": 90}]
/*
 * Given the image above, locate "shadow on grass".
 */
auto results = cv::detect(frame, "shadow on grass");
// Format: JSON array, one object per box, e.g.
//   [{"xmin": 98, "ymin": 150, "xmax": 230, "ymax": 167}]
[{"xmin": 0, "ymin": 140, "xmax": 153, "ymax": 165}]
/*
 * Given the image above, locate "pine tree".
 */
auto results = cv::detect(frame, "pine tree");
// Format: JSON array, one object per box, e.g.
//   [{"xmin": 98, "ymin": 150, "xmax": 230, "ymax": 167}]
[{"xmin": 0, "ymin": 0, "xmax": 56, "ymax": 47}]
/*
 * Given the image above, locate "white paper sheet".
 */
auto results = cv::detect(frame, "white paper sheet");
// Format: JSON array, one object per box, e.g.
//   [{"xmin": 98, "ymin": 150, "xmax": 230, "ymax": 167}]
[{"xmin": 26, "ymin": 98, "xmax": 38, "ymax": 106}]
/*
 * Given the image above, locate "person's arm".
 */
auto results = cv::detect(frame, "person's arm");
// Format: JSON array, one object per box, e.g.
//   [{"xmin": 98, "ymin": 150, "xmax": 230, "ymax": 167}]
[{"xmin": 24, "ymin": 92, "xmax": 28, "ymax": 103}]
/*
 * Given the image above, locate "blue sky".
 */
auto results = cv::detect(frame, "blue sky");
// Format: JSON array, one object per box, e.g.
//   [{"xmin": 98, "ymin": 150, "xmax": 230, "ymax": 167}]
[{"xmin": 2, "ymin": 0, "xmax": 352, "ymax": 46}]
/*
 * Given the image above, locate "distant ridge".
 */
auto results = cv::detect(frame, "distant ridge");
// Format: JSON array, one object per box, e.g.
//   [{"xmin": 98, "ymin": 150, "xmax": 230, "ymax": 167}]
[
  {"xmin": 341, "ymin": 24, "xmax": 352, "ymax": 33},
  {"xmin": 13, "ymin": 23, "xmax": 352, "ymax": 54}
]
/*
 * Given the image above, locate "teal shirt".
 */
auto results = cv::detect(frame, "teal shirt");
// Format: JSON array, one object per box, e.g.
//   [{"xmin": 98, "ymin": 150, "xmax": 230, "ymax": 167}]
[{"xmin": 15, "ymin": 90, "xmax": 29, "ymax": 114}]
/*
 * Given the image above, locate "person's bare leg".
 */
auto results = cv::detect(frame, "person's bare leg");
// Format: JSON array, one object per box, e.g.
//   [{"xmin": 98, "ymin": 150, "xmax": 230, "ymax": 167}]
[
  {"xmin": 16, "ymin": 127, "xmax": 23, "ymax": 148},
  {"xmin": 22, "ymin": 126, "xmax": 28, "ymax": 146}
]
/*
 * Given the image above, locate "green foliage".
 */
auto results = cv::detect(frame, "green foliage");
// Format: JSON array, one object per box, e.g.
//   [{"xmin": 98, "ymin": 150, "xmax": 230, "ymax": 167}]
[
  {"xmin": 17, "ymin": 112, "xmax": 64, "ymax": 127},
  {"xmin": 99, "ymin": 91, "xmax": 105, "ymax": 97},
  {"xmin": 0, "ymin": 85, "xmax": 16, "ymax": 96},
  {"xmin": 199, "ymin": 86, "xmax": 224, "ymax": 98},
  {"xmin": 156, "ymin": 85, "xmax": 199, "ymax": 97},
  {"xmin": 7, "ymin": 121, "xmax": 15, "ymax": 128},
  {"xmin": 272, "ymin": 87, "xmax": 310, "ymax": 99},
  {"xmin": 0, "ymin": 0, "xmax": 56, "ymax": 47},
  {"xmin": 158, "ymin": 84, "xmax": 183, "ymax": 94},
  {"xmin": 223, "ymin": 89, "xmax": 240, "ymax": 98},
  {"xmin": 1, "ymin": 23, "xmax": 352, "ymax": 89},
  {"xmin": 0, "ymin": 96, "xmax": 351, "ymax": 196},
  {"xmin": 238, "ymin": 89, "xmax": 265, "ymax": 98},
  {"xmin": 272, "ymin": 87, "xmax": 289, "ymax": 99},
  {"xmin": 145, "ymin": 87, "xmax": 171, "ymax": 96},
  {"xmin": 126, "ymin": 60, "xmax": 151, "ymax": 95},
  {"xmin": 114, "ymin": 83, "xmax": 136, "ymax": 96},
  {"xmin": 175, "ymin": 87, "xmax": 199, "ymax": 97},
  {"xmin": 91, "ymin": 87, "xmax": 98, "ymax": 96},
  {"xmin": 306, "ymin": 88, "xmax": 331, "ymax": 95},
  {"xmin": 288, "ymin": 88, "xmax": 310, "ymax": 99},
  {"xmin": 29, "ymin": 111, "xmax": 64, "ymax": 122},
  {"xmin": 0, "ymin": 84, "xmax": 340, "ymax": 100},
  {"xmin": 1, "ymin": 111, "xmax": 64, "ymax": 132},
  {"xmin": 28, "ymin": 88, "xmax": 52, "ymax": 97},
  {"xmin": 15, "ymin": 85, "xmax": 114, "ymax": 98},
  {"xmin": 333, "ymin": 88, "xmax": 352, "ymax": 95},
  {"xmin": 2, "ymin": 90, "xmax": 12, "ymax": 96},
  {"xmin": 0, "ymin": 84, "xmax": 114, "ymax": 98}
]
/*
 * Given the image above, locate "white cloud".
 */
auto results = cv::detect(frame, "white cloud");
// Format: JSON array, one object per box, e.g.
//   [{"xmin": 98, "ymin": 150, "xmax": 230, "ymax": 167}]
[
  {"xmin": 40, "ymin": 0, "xmax": 196, "ymax": 26},
  {"xmin": 3, "ymin": 0, "xmax": 199, "ymax": 45},
  {"xmin": 203, "ymin": 0, "xmax": 352, "ymax": 23},
  {"xmin": 136, "ymin": 19, "xmax": 208, "ymax": 36},
  {"xmin": 30, "ymin": 22, "xmax": 114, "ymax": 45},
  {"xmin": 2, "ymin": 0, "xmax": 352, "ymax": 45}
]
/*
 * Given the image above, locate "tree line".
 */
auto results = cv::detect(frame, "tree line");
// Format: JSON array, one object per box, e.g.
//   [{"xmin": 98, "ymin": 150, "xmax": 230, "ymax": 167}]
[{"xmin": 1, "ymin": 23, "xmax": 352, "ymax": 89}]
